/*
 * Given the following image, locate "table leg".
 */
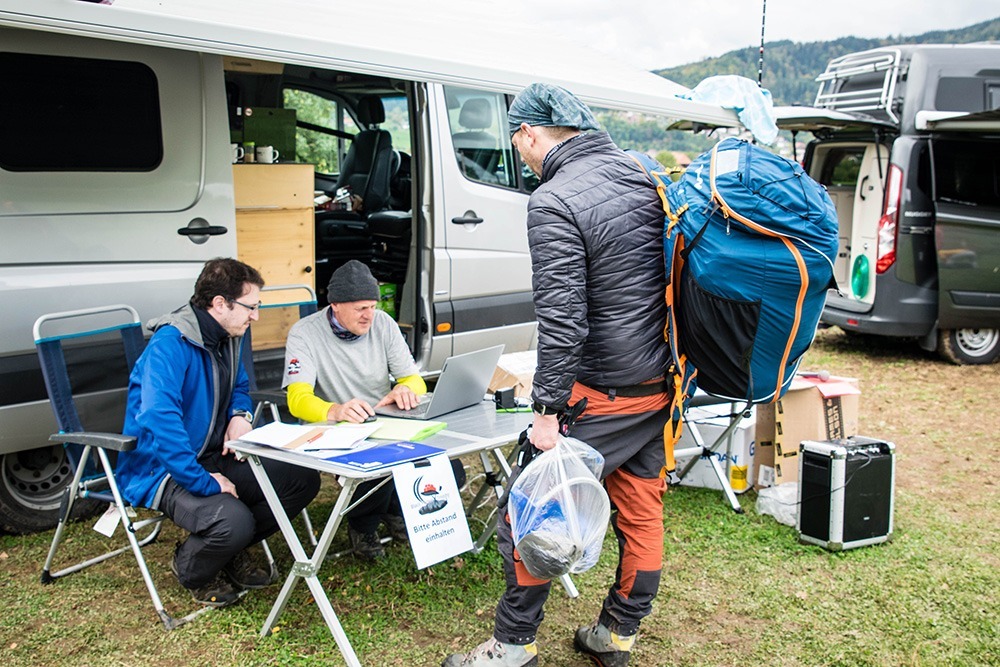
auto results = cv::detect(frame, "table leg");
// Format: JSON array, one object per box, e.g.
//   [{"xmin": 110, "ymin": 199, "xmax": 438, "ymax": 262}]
[{"xmin": 245, "ymin": 455, "xmax": 363, "ymax": 667}]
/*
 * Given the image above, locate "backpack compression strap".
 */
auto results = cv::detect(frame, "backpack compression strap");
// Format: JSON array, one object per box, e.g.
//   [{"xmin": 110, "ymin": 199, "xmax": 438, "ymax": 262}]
[
  {"xmin": 708, "ymin": 141, "xmax": 809, "ymax": 403},
  {"xmin": 651, "ymin": 169, "xmax": 696, "ymax": 479}
]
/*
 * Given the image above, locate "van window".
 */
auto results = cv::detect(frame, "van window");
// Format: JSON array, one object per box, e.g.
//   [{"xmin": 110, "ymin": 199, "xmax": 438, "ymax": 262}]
[
  {"xmin": 444, "ymin": 86, "xmax": 517, "ymax": 189},
  {"xmin": 818, "ymin": 147, "xmax": 865, "ymax": 187},
  {"xmin": 933, "ymin": 139, "xmax": 1000, "ymax": 207},
  {"xmin": 380, "ymin": 95, "xmax": 411, "ymax": 155},
  {"xmin": 0, "ymin": 52, "xmax": 162, "ymax": 172},
  {"xmin": 283, "ymin": 88, "xmax": 359, "ymax": 174}
]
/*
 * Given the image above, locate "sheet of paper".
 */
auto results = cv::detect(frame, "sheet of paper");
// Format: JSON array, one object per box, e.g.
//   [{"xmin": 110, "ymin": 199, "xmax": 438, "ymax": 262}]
[
  {"xmin": 240, "ymin": 421, "xmax": 379, "ymax": 451},
  {"xmin": 300, "ymin": 422, "xmax": 381, "ymax": 451},
  {"xmin": 369, "ymin": 417, "xmax": 447, "ymax": 442},
  {"xmin": 93, "ymin": 503, "xmax": 119, "ymax": 537}
]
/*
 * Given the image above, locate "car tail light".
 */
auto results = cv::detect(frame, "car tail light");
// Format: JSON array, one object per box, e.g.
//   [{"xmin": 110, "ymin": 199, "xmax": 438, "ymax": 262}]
[{"xmin": 876, "ymin": 164, "xmax": 902, "ymax": 274}]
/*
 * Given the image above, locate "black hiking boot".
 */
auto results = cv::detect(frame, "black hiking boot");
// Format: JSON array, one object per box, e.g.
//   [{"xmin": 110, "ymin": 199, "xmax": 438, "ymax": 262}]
[
  {"xmin": 171, "ymin": 547, "xmax": 240, "ymax": 608},
  {"xmin": 222, "ymin": 544, "xmax": 275, "ymax": 589}
]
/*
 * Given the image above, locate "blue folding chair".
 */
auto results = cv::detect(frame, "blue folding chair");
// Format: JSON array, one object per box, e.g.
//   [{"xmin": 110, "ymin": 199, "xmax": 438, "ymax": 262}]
[{"xmin": 35, "ymin": 304, "xmax": 271, "ymax": 629}]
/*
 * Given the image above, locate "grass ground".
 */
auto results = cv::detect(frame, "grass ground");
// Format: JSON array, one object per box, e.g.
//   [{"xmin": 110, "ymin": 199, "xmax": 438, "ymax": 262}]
[{"xmin": 1, "ymin": 328, "xmax": 997, "ymax": 666}]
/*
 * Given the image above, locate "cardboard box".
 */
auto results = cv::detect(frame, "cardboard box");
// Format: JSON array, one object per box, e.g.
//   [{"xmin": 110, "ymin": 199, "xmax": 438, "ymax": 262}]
[
  {"xmin": 489, "ymin": 350, "xmax": 537, "ymax": 399},
  {"xmin": 754, "ymin": 375, "xmax": 861, "ymax": 489},
  {"xmin": 674, "ymin": 402, "xmax": 756, "ymax": 493}
]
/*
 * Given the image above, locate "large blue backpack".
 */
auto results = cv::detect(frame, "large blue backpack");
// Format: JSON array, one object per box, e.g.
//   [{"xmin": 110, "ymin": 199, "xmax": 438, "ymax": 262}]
[{"xmin": 647, "ymin": 138, "xmax": 839, "ymax": 464}]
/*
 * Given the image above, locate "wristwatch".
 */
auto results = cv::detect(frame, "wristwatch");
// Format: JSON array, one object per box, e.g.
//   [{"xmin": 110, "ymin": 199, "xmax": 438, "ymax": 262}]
[
  {"xmin": 233, "ymin": 410, "xmax": 254, "ymax": 424},
  {"xmin": 531, "ymin": 401, "xmax": 560, "ymax": 417}
]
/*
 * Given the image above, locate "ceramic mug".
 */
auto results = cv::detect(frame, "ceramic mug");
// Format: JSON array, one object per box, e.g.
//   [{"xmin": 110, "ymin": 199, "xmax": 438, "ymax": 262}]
[
  {"xmin": 231, "ymin": 143, "xmax": 245, "ymax": 163},
  {"xmin": 255, "ymin": 145, "xmax": 280, "ymax": 164}
]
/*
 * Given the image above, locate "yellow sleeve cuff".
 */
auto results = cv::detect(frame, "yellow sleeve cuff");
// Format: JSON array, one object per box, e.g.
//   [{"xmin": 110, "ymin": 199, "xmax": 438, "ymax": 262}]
[
  {"xmin": 286, "ymin": 382, "xmax": 333, "ymax": 423},
  {"xmin": 396, "ymin": 374, "xmax": 427, "ymax": 395}
]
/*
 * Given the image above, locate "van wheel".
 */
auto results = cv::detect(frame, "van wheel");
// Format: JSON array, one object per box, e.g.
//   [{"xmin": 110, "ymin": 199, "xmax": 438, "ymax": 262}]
[
  {"xmin": 0, "ymin": 447, "xmax": 101, "ymax": 534},
  {"xmin": 937, "ymin": 328, "xmax": 1000, "ymax": 365}
]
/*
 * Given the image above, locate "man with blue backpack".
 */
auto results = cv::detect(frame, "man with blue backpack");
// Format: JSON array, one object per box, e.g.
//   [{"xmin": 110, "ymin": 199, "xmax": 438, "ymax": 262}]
[{"xmin": 443, "ymin": 84, "xmax": 673, "ymax": 667}]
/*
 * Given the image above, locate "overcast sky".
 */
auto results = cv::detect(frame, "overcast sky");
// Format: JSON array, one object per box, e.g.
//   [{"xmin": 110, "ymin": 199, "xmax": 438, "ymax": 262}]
[{"xmin": 495, "ymin": 1, "xmax": 999, "ymax": 71}]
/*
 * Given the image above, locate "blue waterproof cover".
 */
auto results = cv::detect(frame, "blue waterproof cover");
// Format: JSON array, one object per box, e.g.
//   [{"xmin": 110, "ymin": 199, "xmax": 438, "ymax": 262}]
[{"xmin": 660, "ymin": 138, "xmax": 839, "ymax": 403}]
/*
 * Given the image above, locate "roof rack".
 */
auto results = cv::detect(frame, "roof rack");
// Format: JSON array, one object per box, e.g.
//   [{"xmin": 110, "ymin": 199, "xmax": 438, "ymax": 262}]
[{"xmin": 814, "ymin": 49, "xmax": 902, "ymax": 123}]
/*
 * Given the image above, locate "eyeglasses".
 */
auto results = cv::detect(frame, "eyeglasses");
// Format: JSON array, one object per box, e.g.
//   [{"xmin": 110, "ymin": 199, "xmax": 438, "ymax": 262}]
[{"xmin": 228, "ymin": 298, "xmax": 261, "ymax": 312}]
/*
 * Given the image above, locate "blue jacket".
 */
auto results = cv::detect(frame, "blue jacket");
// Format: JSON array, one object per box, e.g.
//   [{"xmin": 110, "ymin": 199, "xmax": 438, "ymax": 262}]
[{"xmin": 116, "ymin": 304, "xmax": 253, "ymax": 509}]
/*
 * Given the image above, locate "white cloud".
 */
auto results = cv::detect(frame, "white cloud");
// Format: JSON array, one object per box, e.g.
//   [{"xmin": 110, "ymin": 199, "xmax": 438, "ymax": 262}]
[{"xmin": 491, "ymin": 1, "xmax": 998, "ymax": 70}]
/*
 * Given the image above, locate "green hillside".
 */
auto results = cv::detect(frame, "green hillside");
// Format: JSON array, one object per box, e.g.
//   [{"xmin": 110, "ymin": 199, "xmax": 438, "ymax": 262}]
[
  {"xmin": 654, "ymin": 17, "xmax": 1000, "ymax": 106},
  {"xmin": 601, "ymin": 17, "xmax": 1000, "ymax": 156}
]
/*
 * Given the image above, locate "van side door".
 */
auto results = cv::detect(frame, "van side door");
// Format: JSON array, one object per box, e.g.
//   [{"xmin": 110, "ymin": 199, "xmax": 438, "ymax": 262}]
[
  {"xmin": 931, "ymin": 136, "xmax": 1000, "ymax": 329},
  {"xmin": 430, "ymin": 84, "xmax": 536, "ymax": 359}
]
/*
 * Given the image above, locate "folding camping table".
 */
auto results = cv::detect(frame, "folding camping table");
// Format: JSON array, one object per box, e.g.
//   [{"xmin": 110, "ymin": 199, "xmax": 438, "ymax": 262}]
[{"xmin": 229, "ymin": 401, "xmax": 578, "ymax": 667}]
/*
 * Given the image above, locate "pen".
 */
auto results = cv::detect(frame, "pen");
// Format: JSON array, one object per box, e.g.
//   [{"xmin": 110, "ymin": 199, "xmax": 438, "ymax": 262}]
[{"xmin": 303, "ymin": 431, "xmax": 324, "ymax": 446}]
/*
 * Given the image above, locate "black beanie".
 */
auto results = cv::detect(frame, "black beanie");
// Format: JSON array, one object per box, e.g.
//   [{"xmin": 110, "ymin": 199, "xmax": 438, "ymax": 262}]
[{"xmin": 327, "ymin": 260, "xmax": 379, "ymax": 303}]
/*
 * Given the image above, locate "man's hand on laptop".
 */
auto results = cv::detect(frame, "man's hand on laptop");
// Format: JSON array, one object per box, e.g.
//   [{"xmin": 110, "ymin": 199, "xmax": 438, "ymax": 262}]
[
  {"xmin": 329, "ymin": 398, "xmax": 376, "ymax": 423},
  {"xmin": 376, "ymin": 384, "xmax": 420, "ymax": 411}
]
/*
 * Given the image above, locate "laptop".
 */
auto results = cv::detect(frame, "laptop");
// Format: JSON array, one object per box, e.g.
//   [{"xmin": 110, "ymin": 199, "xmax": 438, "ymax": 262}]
[{"xmin": 375, "ymin": 344, "xmax": 505, "ymax": 420}]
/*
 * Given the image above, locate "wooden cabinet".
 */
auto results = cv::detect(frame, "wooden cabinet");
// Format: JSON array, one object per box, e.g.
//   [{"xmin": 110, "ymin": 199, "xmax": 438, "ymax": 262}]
[{"xmin": 233, "ymin": 163, "xmax": 315, "ymax": 350}]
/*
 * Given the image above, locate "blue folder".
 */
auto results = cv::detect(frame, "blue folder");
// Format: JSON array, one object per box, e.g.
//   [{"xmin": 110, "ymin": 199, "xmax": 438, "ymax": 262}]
[{"xmin": 327, "ymin": 441, "xmax": 444, "ymax": 471}]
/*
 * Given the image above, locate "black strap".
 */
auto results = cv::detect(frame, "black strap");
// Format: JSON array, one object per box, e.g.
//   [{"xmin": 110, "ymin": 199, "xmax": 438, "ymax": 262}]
[{"xmin": 584, "ymin": 380, "xmax": 669, "ymax": 399}]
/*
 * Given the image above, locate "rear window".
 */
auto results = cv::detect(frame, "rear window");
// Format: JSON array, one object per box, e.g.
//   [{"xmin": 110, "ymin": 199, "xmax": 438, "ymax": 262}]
[
  {"xmin": 933, "ymin": 139, "xmax": 1000, "ymax": 208},
  {"xmin": 817, "ymin": 146, "xmax": 865, "ymax": 187},
  {"xmin": 0, "ymin": 52, "xmax": 162, "ymax": 172}
]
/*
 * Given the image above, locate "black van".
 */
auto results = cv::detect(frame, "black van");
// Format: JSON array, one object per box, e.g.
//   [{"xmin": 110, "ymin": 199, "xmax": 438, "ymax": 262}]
[{"xmin": 776, "ymin": 44, "xmax": 1000, "ymax": 364}]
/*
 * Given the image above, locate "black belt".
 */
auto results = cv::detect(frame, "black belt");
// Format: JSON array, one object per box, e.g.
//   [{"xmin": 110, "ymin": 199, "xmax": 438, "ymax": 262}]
[{"xmin": 584, "ymin": 379, "xmax": 669, "ymax": 399}]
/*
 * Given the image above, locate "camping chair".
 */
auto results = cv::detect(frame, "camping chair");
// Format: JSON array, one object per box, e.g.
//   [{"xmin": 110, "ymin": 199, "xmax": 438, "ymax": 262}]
[
  {"xmin": 240, "ymin": 283, "xmax": 319, "ymax": 545},
  {"xmin": 34, "ymin": 304, "xmax": 271, "ymax": 630},
  {"xmin": 672, "ymin": 392, "xmax": 753, "ymax": 514}
]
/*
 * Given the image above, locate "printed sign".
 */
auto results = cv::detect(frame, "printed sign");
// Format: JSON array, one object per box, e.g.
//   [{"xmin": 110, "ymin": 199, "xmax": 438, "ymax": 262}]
[{"xmin": 391, "ymin": 454, "xmax": 472, "ymax": 569}]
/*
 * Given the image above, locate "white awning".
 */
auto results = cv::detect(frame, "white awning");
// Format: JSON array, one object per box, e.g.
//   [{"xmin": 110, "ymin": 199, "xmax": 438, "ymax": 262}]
[
  {"xmin": 914, "ymin": 109, "xmax": 1000, "ymax": 132},
  {"xmin": 773, "ymin": 105, "xmax": 895, "ymax": 132},
  {"xmin": 0, "ymin": 0, "xmax": 741, "ymax": 127}
]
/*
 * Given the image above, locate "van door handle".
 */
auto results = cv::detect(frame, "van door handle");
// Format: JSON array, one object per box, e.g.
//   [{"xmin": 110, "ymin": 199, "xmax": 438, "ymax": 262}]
[
  {"xmin": 859, "ymin": 175, "xmax": 869, "ymax": 201},
  {"xmin": 177, "ymin": 226, "xmax": 228, "ymax": 236},
  {"xmin": 451, "ymin": 210, "xmax": 484, "ymax": 225},
  {"xmin": 177, "ymin": 218, "xmax": 228, "ymax": 244}
]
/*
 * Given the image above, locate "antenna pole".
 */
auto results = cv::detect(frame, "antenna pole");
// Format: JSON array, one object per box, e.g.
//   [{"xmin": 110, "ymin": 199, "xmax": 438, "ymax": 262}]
[{"xmin": 758, "ymin": 0, "xmax": 767, "ymax": 87}]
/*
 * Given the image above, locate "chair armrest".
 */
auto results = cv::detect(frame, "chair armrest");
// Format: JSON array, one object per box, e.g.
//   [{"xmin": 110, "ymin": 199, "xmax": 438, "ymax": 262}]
[
  {"xmin": 252, "ymin": 389, "xmax": 288, "ymax": 407},
  {"xmin": 49, "ymin": 432, "xmax": 137, "ymax": 452}
]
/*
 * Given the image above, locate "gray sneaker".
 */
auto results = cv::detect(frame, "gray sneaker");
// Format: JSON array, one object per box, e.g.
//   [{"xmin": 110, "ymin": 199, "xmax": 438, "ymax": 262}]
[
  {"xmin": 441, "ymin": 637, "xmax": 538, "ymax": 667},
  {"xmin": 573, "ymin": 621, "xmax": 635, "ymax": 667},
  {"xmin": 349, "ymin": 526, "xmax": 386, "ymax": 560}
]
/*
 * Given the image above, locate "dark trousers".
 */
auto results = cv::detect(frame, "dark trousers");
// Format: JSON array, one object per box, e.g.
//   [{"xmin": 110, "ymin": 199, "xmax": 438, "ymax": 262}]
[
  {"xmin": 492, "ymin": 408, "xmax": 669, "ymax": 644},
  {"xmin": 162, "ymin": 452, "xmax": 320, "ymax": 588}
]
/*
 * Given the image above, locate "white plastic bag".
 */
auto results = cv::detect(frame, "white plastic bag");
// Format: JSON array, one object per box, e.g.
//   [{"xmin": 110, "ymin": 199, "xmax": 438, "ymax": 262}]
[
  {"xmin": 755, "ymin": 482, "xmax": 799, "ymax": 527},
  {"xmin": 507, "ymin": 437, "xmax": 611, "ymax": 580}
]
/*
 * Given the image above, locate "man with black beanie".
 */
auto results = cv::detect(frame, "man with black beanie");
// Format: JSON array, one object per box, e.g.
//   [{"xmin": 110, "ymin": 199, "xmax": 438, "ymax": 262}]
[{"xmin": 282, "ymin": 260, "xmax": 428, "ymax": 560}]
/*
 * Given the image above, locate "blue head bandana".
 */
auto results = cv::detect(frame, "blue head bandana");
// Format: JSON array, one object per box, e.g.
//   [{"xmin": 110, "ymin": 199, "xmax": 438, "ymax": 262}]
[{"xmin": 507, "ymin": 83, "xmax": 600, "ymax": 137}]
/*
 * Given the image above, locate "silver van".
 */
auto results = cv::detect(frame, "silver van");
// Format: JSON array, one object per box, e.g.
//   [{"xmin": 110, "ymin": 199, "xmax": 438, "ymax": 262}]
[
  {"xmin": 0, "ymin": 1, "xmax": 736, "ymax": 532},
  {"xmin": 777, "ymin": 44, "xmax": 1000, "ymax": 365}
]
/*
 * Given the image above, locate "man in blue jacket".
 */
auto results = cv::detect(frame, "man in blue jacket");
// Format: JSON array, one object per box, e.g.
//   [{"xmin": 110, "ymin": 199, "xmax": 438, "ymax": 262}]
[{"xmin": 117, "ymin": 258, "xmax": 320, "ymax": 607}]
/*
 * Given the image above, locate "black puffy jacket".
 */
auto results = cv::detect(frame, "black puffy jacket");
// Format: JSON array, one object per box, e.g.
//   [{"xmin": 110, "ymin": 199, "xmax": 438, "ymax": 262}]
[{"xmin": 528, "ymin": 131, "xmax": 669, "ymax": 410}]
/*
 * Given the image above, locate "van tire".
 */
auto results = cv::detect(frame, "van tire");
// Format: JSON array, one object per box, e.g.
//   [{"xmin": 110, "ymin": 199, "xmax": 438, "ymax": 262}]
[
  {"xmin": 0, "ymin": 447, "xmax": 102, "ymax": 534},
  {"xmin": 937, "ymin": 328, "xmax": 1000, "ymax": 365}
]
